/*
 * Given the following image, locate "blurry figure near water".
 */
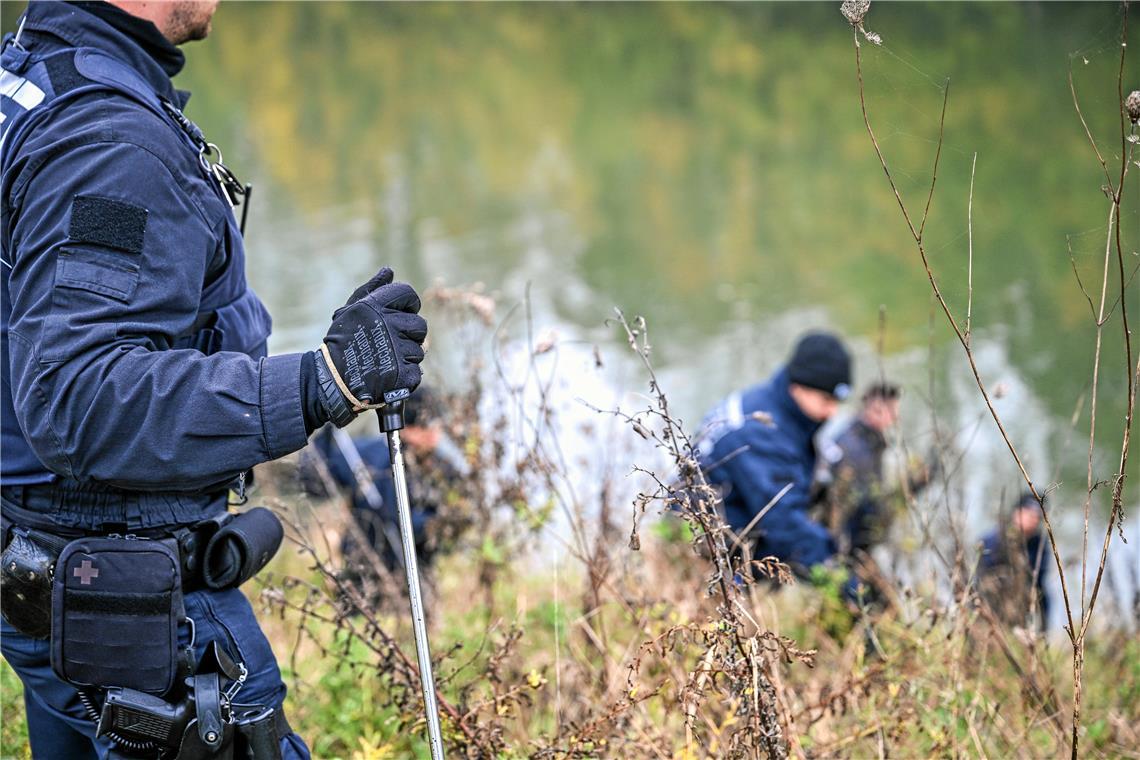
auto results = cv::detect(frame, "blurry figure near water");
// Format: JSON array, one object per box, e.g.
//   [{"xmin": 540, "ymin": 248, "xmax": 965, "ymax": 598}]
[
  {"xmin": 976, "ymin": 491, "xmax": 1051, "ymax": 631},
  {"xmin": 299, "ymin": 388, "xmax": 469, "ymax": 584},
  {"xmin": 816, "ymin": 382, "xmax": 930, "ymax": 597},
  {"xmin": 695, "ymin": 332, "xmax": 856, "ymax": 592}
]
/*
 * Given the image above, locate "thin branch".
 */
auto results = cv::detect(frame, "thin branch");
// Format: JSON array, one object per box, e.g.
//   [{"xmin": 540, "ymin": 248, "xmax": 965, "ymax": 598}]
[
  {"xmin": 1079, "ymin": 202, "xmax": 1117, "ymax": 617},
  {"xmin": 1079, "ymin": 1, "xmax": 1136, "ymax": 642},
  {"xmin": 966, "ymin": 152, "xmax": 977, "ymax": 341},
  {"xmin": 850, "ymin": 23, "xmax": 1076, "ymax": 638},
  {"xmin": 1063, "ymin": 4, "xmax": 1133, "ymax": 759},
  {"xmin": 853, "ymin": 28, "xmax": 922, "ymax": 244},
  {"xmin": 919, "ymin": 79, "xmax": 952, "ymax": 242},
  {"xmin": 1067, "ymin": 235, "xmax": 1100, "ymax": 322},
  {"xmin": 1069, "ymin": 60, "xmax": 1114, "ymax": 190}
]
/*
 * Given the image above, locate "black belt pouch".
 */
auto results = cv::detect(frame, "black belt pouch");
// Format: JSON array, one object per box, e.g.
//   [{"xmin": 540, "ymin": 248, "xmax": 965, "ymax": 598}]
[{"xmin": 51, "ymin": 536, "xmax": 184, "ymax": 695}]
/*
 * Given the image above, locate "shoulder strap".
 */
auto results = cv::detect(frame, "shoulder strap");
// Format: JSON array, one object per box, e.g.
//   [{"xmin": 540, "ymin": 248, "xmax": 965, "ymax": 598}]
[
  {"xmin": 72, "ymin": 49, "xmax": 225, "ymax": 189},
  {"xmin": 5, "ymin": 47, "xmax": 202, "ymax": 159},
  {"xmin": 72, "ymin": 48, "xmax": 167, "ymax": 117}
]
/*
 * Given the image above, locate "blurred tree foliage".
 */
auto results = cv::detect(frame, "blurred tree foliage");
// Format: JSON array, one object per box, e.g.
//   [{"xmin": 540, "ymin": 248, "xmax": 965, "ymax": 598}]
[{"xmin": 1, "ymin": 2, "xmax": 1134, "ymax": 431}]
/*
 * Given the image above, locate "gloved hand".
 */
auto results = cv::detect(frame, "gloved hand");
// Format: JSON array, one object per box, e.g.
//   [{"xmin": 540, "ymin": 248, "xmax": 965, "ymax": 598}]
[{"xmin": 315, "ymin": 267, "xmax": 427, "ymax": 427}]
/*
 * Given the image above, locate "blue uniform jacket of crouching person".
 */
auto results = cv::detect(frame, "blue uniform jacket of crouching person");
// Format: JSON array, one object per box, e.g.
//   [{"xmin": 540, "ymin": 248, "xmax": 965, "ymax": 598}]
[
  {"xmin": 697, "ymin": 368, "xmax": 837, "ymax": 573},
  {"xmin": 1, "ymin": 2, "xmax": 310, "ymax": 531}
]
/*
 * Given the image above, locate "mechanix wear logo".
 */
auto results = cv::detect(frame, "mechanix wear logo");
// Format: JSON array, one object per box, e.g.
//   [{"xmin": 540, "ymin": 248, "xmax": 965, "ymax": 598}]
[
  {"xmin": 370, "ymin": 320, "xmax": 396, "ymax": 375},
  {"xmin": 344, "ymin": 321, "xmax": 396, "ymax": 392},
  {"xmin": 343, "ymin": 336, "xmax": 364, "ymax": 390}
]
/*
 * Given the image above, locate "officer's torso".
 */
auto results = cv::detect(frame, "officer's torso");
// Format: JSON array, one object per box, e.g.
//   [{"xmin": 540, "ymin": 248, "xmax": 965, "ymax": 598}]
[{"xmin": 1, "ymin": 18, "xmax": 270, "ymax": 489}]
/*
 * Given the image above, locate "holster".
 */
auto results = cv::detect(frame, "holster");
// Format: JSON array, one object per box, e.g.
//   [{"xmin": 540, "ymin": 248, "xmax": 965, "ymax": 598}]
[
  {"xmin": 0, "ymin": 527, "xmax": 68, "ymax": 638},
  {"xmin": 97, "ymin": 640, "xmax": 288, "ymax": 759},
  {"xmin": 234, "ymin": 705, "xmax": 283, "ymax": 760}
]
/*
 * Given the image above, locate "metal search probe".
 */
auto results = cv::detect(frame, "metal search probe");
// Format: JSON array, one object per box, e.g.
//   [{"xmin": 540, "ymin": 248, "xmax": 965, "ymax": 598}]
[{"xmin": 378, "ymin": 389, "xmax": 445, "ymax": 760}]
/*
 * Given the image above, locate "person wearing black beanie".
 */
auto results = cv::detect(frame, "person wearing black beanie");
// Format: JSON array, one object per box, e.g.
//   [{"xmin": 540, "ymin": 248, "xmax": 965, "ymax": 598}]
[
  {"xmin": 694, "ymin": 332, "xmax": 855, "ymax": 586},
  {"xmin": 786, "ymin": 332, "xmax": 853, "ymax": 421}
]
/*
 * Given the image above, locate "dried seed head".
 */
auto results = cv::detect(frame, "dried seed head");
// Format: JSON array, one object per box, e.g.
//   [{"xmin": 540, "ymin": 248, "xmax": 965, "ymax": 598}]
[
  {"xmin": 1126, "ymin": 90, "xmax": 1140, "ymax": 124},
  {"xmin": 841, "ymin": 0, "xmax": 871, "ymax": 26},
  {"xmin": 841, "ymin": 1, "xmax": 882, "ymax": 46}
]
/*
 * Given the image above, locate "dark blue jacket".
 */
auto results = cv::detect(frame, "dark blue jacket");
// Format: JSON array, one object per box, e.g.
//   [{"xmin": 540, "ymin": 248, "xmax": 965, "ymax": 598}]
[
  {"xmin": 697, "ymin": 368, "xmax": 836, "ymax": 571},
  {"xmin": 829, "ymin": 418, "xmax": 889, "ymax": 554},
  {"xmin": 1, "ymin": 3, "xmax": 308, "ymax": 528},
  {"xmin": 303, "ymin": 427, "xmax": 437, "ymax": 571},
  {"xmin": 979, "ymin": 528, "xmax": 1051, "ymax": 623}
]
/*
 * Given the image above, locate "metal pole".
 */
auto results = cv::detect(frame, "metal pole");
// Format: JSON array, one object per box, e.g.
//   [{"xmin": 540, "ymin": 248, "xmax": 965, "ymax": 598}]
[{"xmin": 379, "ymin": 392, "xmax": 445, "ymax": 760}]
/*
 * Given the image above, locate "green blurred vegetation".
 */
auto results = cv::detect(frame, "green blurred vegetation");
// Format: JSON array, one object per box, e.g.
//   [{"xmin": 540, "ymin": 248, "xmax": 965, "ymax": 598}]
[
  {"xmin": 1, "ymin": 2, "xmax": 1135, "ymax": 482},
  {"xmin": 1, "ymin": 659, "xmax": 30, "ymax": 760},
  {"xmin": 178, "ymin": 3, "xmax": 1133, "ymax": 404},
  {"xmin": 163, "ymin": 2, "xmax": 1139, "ymax": 481}
]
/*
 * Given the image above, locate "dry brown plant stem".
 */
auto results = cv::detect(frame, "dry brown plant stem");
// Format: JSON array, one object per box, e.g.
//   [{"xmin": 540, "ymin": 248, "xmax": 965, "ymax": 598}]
[
  {"xmin": 1066, "ymin": 7, "xmax": 1137, "ymax": 755},
  {"xmin": 848, "ymin": 4, "xmax": 1137, "ymax": 757},
  {"xmin": 850, "ymin": 36, "xmax": 1074, "ymax": 634},
  {"xmin": 610, "ymin": 309, "xmax": 799, "ymax": 758}
]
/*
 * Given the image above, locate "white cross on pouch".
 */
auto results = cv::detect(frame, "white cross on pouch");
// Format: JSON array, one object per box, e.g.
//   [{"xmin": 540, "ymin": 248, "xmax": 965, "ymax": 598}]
[{"xmin": 73, "ymin": 559, "xmax": 99, "ymax": 585}]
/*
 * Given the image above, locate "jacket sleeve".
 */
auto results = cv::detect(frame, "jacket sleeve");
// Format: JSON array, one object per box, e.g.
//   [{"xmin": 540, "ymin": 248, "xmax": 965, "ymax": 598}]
[
  {"xmin": 717, "ymin": 433, "xmax": 836, "ymax": 569},
  {"xmin": 6, "ymin": 139, "xmax": 309, "ymax": 490}
]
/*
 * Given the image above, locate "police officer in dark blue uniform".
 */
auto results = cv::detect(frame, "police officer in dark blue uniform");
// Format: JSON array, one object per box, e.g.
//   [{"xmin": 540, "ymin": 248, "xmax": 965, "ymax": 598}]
[
  {"xmin": 821, "ymin": 382, "xmax": 904, "ymax": 556},
  {"xmin": 697, "ymin": 333, "xmax": 853, "ymax": 580},
  {"xmin": 977, "ymin": 491, "xmax": 1051, "ymax": 630},
  {"xmin": 0, "ymin": 2, "xmax": 427, "ymax": 757}
]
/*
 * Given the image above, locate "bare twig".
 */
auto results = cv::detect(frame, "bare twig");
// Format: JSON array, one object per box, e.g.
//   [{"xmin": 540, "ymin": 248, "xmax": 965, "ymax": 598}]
[
  {"xmin": 1067, "ymin": 235, "xmax": 1101, "ymax": 322},
  {"xmin": 1069, "ymin": 59, "xmax": 1114, "ymax": 190},
  {"xmin": 1068, "ymin": 5, "xmax": 1136, "ymax": 756},
  {"xmin": 850, "ymin": 4, "xmax": 1136, "ymax": 758},
  {"xmin": 966, "ymin": 152, "xmax": 976, "ymax": 341},
  {"xmin": 850, "ymin": 20, "xmax": 1075, "ymax": 638}
]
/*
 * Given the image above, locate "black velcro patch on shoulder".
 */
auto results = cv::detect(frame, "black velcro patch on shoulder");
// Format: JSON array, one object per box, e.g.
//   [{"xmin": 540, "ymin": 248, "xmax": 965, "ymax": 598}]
[
  {"xmin": 44, "ymin": 54, "xmax": 87, "ymax": 95},
  {"xmin": 68, "ymin": 195, "xmax": 148, "ymax": 254}
]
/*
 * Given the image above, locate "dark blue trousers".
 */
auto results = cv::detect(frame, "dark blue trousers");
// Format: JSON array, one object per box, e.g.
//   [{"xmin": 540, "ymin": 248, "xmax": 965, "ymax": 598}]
[{"xmin": 1, "ymin": 588, "xmax": 310, "ymax": 759}]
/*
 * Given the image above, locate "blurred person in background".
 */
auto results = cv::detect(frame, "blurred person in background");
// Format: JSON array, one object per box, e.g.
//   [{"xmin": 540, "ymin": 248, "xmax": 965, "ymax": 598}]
[
  {"xmin": 301, "ymin": 387, "xmax": 469, "ymax": 581},
  {"xmin": 817, "ymin": 382, "xmax": 930, "ymax": 573},
  {"xmin": 977, "ymin": 491, "xmax": 1051, "ymax": 630},
  {"xmin": 696, "ymin": 332, "xmax": 856, "ymax": 593}
]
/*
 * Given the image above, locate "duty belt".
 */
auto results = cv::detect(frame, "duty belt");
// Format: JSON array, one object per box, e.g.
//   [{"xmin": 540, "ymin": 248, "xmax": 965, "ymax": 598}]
[
  {"xmin": 0, "ymin": 482, "xmax": 230, "ymax": 534},
  {"xmin": 1, "ymin": 509, "xmax": 225, "ymax": 595},
  {"xmin": 1, "ymin": 488, "xmax": 284, "ymax": 594}
]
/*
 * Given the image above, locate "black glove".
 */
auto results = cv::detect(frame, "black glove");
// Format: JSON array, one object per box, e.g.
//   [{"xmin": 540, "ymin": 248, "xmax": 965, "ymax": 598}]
[{"xmin": 315, "ymin": 268, "xmax": 427, "ymax": 427}]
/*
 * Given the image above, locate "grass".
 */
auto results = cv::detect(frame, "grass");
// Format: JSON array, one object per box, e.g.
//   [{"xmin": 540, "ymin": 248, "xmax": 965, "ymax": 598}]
[
  {"xmin": 1, "ymin": 299, "xmax": 1136, "ymax": 757},
  {"xmin": 2, "ymin": 496, "xmax": 1138, "ymax": 758}
]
